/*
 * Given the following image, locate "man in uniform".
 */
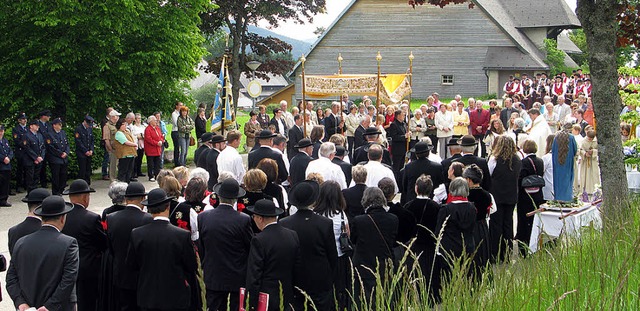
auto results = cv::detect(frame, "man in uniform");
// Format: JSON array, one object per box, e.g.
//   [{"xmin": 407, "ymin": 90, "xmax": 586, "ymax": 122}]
[
  {"xmin": 352, "ymin": 127, "xmax": 392, "ymax": 166},
  {"xmin": 37, "ymin": 109, "xmax": 52, "ymax": 188},
  {"xmin": 8, "ymin": 188, "xmax": 49, "ymax": 254},
  {"xmin": 23, "ymin": 120, "xmax": 46, "ymax": 193},
  {"xmin": 75, "ymin": 115, "xmax": 95, "ymax": 185},
  {"xmin": 0, "ymin": 124, "xmax": 14, "ymax": 206},
  {"xmin": 6, "ymin": 195, "xmax": 79, "ymax": 311},
  {"xmin": 12, "ymin": 113, "xmax": 28, "ymax": 193},
  {"xmin": 62, "ymin": 179, "xmax": 107, "ymax": 311},
  {"xmin": 47, "ymin": 118, "xmax": 71, "ymax": 195}
]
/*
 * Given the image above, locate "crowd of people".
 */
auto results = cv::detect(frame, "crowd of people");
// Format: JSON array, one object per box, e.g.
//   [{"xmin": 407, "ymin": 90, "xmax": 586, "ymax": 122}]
[{"xmin": 1, "ymin": 70, "xmax": 608, "ymax": 310}]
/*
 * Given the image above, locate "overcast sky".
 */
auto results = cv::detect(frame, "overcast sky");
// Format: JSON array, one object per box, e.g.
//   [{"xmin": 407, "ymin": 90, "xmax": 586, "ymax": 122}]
[{"xmin": 261, "ymin": 0, "xmax": 578, "ymax": 42}]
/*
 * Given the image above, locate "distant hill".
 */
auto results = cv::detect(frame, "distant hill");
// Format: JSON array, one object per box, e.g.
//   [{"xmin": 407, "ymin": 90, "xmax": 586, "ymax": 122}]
[{"xmin": 246, "ymin": 25, "xmax": 312, "ymax": 59}]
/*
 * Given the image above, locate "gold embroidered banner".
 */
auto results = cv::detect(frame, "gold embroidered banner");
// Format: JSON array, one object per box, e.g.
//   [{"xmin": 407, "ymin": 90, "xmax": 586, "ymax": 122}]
[
  {"xmin": 379, "ymin": 74, "xmax": 413, "ymax": 104},
  {"xmin": 303, "ymin": 74, "xmax": 412, "ymax": 104}
]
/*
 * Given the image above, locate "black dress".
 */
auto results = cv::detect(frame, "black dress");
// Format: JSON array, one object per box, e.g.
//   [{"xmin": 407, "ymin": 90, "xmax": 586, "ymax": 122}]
[
  {"xmin": 467, "ymin": 188, "xmax": 492, "ymax": 278},
  {"xmin": 516, "ymin": 154, "xmax": 545, "ymax": 256}
]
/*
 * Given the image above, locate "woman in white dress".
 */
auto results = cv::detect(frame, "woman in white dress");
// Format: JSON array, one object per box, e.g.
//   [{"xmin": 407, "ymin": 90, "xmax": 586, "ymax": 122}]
[{"xmin": 435, "ymin": 104, "xmax": 454, "ymax": 158}]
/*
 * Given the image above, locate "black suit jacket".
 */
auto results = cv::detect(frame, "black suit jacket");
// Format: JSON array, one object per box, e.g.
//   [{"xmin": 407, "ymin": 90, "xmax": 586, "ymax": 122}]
[
  {"xmin": 400, "ymin": 158, "xmax": 444, "ymax": 205},
  {"xmin": 386, "ymin": 120, "xmax": 408, "ymax": 156},
  {"xmin": 342, "ymin": 184, "xmax": 367, "ymax": 220},
  {"xmin": 352, "ymin": 142, "xmax": 392, "ymax": 166},
  {"xmin": 197, "ymin": 204, "xmax": 253, "ymax": 292},
  {"xmin": 324, "ymin": 114, "xmax": 342, "ymax": 139},
  {"xmin": 453, "ymin": 154, "xmax": 492, "ymax": 191},
  {"xmin": 269, "ymin": 117, "xmax": 289, "ymax": 137},
  {"xmin": 106, "ymin": 205, "xmax": 153, "ymax": 290},
  {"xmin": 246, "ymin": 223, "xmax": 300, "ymax": 311},
  {"xmin": 61, "ymin": 204, "xmax": 108, "ymax": 280},
  {"xmin": 194, "ymin": 144, "xmax": 209, "ymax": 166},
  {"xmin": 196, "ymin": 147, "xmax": 211, "ymax": 169},
  {"xmin": 248, "ymin": 146, "xmax": 288, "ymax": 184},
  {"xmin": 332, "ymin": 157, "xmax": 353, "ymax": 185},
  {"xmin": 7, "ymin": 226, "xmax": 79, "ymax": 311},
  {"xmin": 289, "ymin": 152, "xmax": 312, "ymax": 185},
  {"xmin": 441, "ymin": 153, "xmax": 462, "ymax": 190},
  {"xmin": 279, "ymin": 209, "xmax": 337, "ymax": 294},
  {"xmin": 387, "ymin": 202, "xmax": 417, "ymax": 246},
  {"xmin": 127, "ymin": 219, "xmax": 198, "ymax": 310},
  {"xmin": 351, "ymin": 207, "xmax": 398, "ymax": 279},
  {"xmin": 286, "ymin": 125, "xmax": 304, "ymax": 160},
  {"xmin": 354, "ymin": 125, "xmax": 366, "ymax": 150},
  {"xmin": 205, "ymin": 148, "xmax": 221, "ymax": 190},
  {"xmin": 8, "ymin": 216, "xmax": 42, "ymax": 255}
]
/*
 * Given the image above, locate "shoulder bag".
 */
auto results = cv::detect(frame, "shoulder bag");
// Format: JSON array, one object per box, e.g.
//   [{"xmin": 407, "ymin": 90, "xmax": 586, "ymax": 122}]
[
  {"xmin": 522, "ymin": 157, "xmax": 545, "ymax": 193},
  {"xmin": 338, "ymin": 211, "xmax": 354, "ymax": 254}
]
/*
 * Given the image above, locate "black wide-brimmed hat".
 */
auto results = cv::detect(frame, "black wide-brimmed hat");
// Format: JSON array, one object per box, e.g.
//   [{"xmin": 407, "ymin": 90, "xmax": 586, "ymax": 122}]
[
  {"xmin": 294, "ymin": 138, "xmax": 313, "ymax": 149},
  {"xmin": 62, "ymin": 179, "xmax": 96, "ymax": 195},
  {"xmin": 256, "ymin": 130, "xmax": 277, "ymax": 139},
  {"xmin": 22, "ymin": 188, "xmax": 51, "ymax": 203},
  {"xmin": 246, "ymin": 199, "xmax": 284, "ymax": 217},
  {"xmin": 38, "ymin": 109, "xmax": 51, "ymax": 117},
  {"xmin": 335, "ymin": 145, "xmax": 348, "ymax": 157},
  {"xmin": 362, "ymin": 127, "xmax": 382, "ymax": 137},
  {"xmin": 212, "ymin": 178, "xmax": 246, "ymax": 199},
  {"xmin": 288, "ymin": 180, "xmax": 320, "ymax": 208},
  {"xmin": 141, "ymin": 188, "xmax": 175, "ymax": 207},
  {"xmin": 124, "ymin": 182, "xmax": 147, "ymax": 197},
  {"xmin": 34, "ymin": 196, "xmax": 74, "ymax": 217},
  {"xmin": 210, "ymin": 135, "xmax": 226, "ymax": 144},
  {"xmin": 410, "ymin": 141, "xmax": 433, "ymax": 154},
  {"xmin": 201, "ymin": 132, "xmax": 214, "ymax": 143},
  {"xmin": 446, "ymin": 139, "xmax": 459, "ymax": 147},
  {"xmin": 457, "ymin": 135, "xmax": 478, "ymax": 147}
]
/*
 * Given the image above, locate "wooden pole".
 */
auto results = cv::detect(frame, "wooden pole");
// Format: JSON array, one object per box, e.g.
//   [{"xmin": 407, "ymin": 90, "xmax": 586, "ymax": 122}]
[
  {"xmin": 376, "ymin": 51, "xmax": 382, "ymax": 106},
  {"xmin": 301, "ymin": 54, "xmax": 307, "ymax": 138},
  {"xmin": 408, "ymin": 51, "xmax": 414, "ymax": 103}
]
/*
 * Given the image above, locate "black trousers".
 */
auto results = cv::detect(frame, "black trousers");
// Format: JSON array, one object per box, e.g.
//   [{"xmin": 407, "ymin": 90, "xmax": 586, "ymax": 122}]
[
  {"xmin": 489, "ymin": 203, "xmax": 515, "ymax": 263},
  {"xmin": 293, "ymin": 290, "xmax": 333, "ymax": 311},
  {"xmin": 77, "ymin": 155, "xmax": 92, "ymax": 185},
  {"xmin": 473, "ymin": 134, "xmax": 487, "ymax": 157},
  {"xmin": 50, "ymin": 162, "xmax": 68, "ymax": 195},
  {"xmin": 77, "ymin": 277, "xmax": 99, "ymax": 311},
  {"xmin": 134, "ymin": 148, "xmax": 144, "ymax": 175},
  {"xmin": 118, "ymin": 287, "xmax": 139, "ymax": 311},
  {"xmin": 347, "ymin": 136, "xmax": 355, "ymax": 158},
  {"xmin": 39, "ymin": 158, "xmax": 48, "ymax": 187},
  {"xmin": 15, "ymin": 158, "xmax": 25, "ymax": 191},
  {"xmin": 428, "ymin": 134, "xmax": 438, "ymax": 154},
  {"xmin": 171, "ymin": 131, "xmax": 180, "ymax": 165},
  {"xmin": 117, "ymin": 157, "xmax": 135, "ymax": 183},
  {"xmin": 146, "ymin": 156, "xmax": 161, "ymax": 180},
  {"xmin": 0, "ymin": 170, "xmax": 10, "ymax": 203},
  {"xmin": 24, "ymin": 163, "xmax": 42, "ymax": 192},
  {"xmin": 206, "ymin": 290, "xmax": 239, "ymax": 311}
]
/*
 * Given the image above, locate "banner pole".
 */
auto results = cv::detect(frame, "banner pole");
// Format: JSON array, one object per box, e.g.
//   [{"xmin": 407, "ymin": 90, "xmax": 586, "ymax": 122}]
[
  {"xmin": 301, "ymin": 54, "xmax": 307, "ymax": 138},
  {"xmin": 376, "ymin": 51, "xmax": 382, "ymax": 106}
]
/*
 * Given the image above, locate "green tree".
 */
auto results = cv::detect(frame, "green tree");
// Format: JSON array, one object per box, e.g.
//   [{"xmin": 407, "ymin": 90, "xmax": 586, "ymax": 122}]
[
  {"xmin": 568, "ymin": 29, "xmax": 589, "ymax": 68},
  {"xmin": 0, "ymin": 0, "xmax": 212, "ymax": 125},
  {"xmin": 543, "ymin": 38, "xmax": 578, "ymax": 76}
]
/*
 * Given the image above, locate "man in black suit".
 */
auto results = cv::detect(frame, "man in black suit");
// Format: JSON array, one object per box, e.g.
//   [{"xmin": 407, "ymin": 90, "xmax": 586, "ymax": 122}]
[
  {"xmin": 401, "ymin": 141, "xmax": 444, "ymax": 205},
  {"xmin": 74, "ymin": 115, "xmax": 95, "ymax": 185},
  {"xmin": 500, "ymin": 98, "xmax": 517, "ymax": 131},
  {"xmin": 386, "ymin": 110, "xmax": 411, "ymax": 173},
  {"xmin": 324, "ymin": 102, "xmax": 344, "ymax": 140},
  {"xmin": 7, "ymin": 195, "xmax": 79, "ymax": 311},
  {"xmin": 198, "ymin": 179, "xmax": 253, "ymax": 311},
  {"xmin": 288, "ymin": 138, "xmax": 313, "ymax": 186},
  {"xmin": 246, "ymin": 199, "xmax": 300, "ymax": 311},
  {"xmin": 127, "ymin": 188, "xmax": 198, "ymax": 311},
  {"xmin": 453, "ymin": 135, "xmax": 492, "ymax": 191},
  {"xmin": 440, "ymin": 140, "xmax": 463, "ymax": 189},
  {"xmin": 332, "ymin": 145, "xmax": 353, "ymax": 185},
  {"xmin": 342, "ymin": 165, "xmax": 368, "ymax": 220},
  {"xmin": 280, "ymin": 181, "xmax": 337, "ymax": 310},
  {"xmin": 23, "ymin": 119, "xmax": 46, "ymax": 192},
  {"xmin": 62, "ymin": 179, "xmax": 108, "ymax": 311},
  {"xmin": 353, "ymin": 115, "xmax": 370, "ymax": 151},
  {"xmin": 194, "ymin": 132, "xmax": 213, "ymax": 167},
  {"xmin": 286, "ymin": 114, "xmax": 304, "ymax": 160},
  {"xmin": 352, "ymin": 127, "xmax": 392, "ymax": 166},
  {"xmin": 8, "ymin": 188, "xmax": 49, "ymax": 255},
  {"xmin": 205, "ymin": 135, "xmax": 227, "ymax": 190},
  {"xmin": 106, "ymin": 182, "xmax": 152, "ymax": 311},
  {"xmin": 248, "ymin": 130, "xmax": 288, "ymax": 184}
]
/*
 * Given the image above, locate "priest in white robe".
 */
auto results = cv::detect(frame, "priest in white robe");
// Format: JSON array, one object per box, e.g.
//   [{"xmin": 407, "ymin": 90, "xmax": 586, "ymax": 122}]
[{"xmin": 525, "ymin": 108, "xmax": 551, "ymax": 158}]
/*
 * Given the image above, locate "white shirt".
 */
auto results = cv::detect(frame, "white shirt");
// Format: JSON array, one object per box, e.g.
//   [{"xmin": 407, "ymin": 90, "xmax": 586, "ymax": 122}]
[
  {"xmin": 171, "ymin": 110, "xmax": 180, "ymax": 131},
  {"xmin": 356, "ymin": 161, "xmax": 398, "ymax": 192},
  {"xmin": 154, "ymin": 216, "xmax": 170, "ymax": 222},
  {"xmin": 217, "ymin": 146, "xmax": 246, "ymax": 183},
  {"xmin": 270, "ymin": 147, "xmax": 290, "ymax": 173},
  {"xmin": 306, "ymin": 156, "xmax": 347, "ymax": 189},
  {"xmin": 542, "ymin": 152, "xmax": 554, "ymax": 201},
  {"xmin": 283, "ymin": 111, "xmax": 295, "ymax": 129}
]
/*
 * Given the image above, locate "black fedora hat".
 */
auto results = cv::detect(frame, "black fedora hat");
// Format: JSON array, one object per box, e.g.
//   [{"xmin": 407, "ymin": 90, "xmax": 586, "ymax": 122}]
[
  {"xmin": 124, "ymin": 182, "xmax": 147, "ymax": 197},
  {"xmin": 335, "ymin": 145, "xmax": 348, "ymax": 157},
  {"xmin": 200, "ymin": 132, "xmax": 214, "ymax": 143},
  {"xmin": 446, "ymin": 139, "xmax": 460, "ymax": 147},
  {"xmin": 362, "ymin": 127, "xmax": 382, "ymax": 137},
  {"xmin": 256, "ymin": 129, "xmax": 277, "ymax": 139},
  {"xmin": 294, "ymin": 138, "xmax": 313, "ymax": 149},
  {"xmin": 410, "ymin": 141, "xmax": 433, "ymax": 154},
  {"xmin": 288, "ymin": 180, "xmax": 320, "ymax": 208},
  {"xmin": 457, "ymin": 135, "xmax": 478, "ymax": 147},
  {"xmin": 246, "ymin": 199, "xmax": 284, "ymax": 217},
  {"xmin": 62, "ymin": 179, "xmax": 96, "ymax": 195},
  {"xmin": 141, "ymin": 188, "xmax": 175, "ymax": 207},
  {"xmin": 210, "ymin": 135, "xmax": 226, "ymax": 144},
  {"xmin": 34, "ymin": 196, "xmax": 74, "ymax": 217},
  {"xmin": 22, "ymin": 188, "xmax": 51, "ymax": 203},
  {"xmin": 212, "ymin": 178, "xmax": 246, "ymax": 199}
]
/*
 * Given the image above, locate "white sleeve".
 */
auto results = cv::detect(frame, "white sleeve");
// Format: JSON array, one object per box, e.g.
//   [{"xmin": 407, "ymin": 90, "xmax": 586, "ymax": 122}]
[
  {"xmin": 488, "ymin": 156, "xmax": 497, "ymax": 175},
  {"xmin": 190, "ymin": 209, "xmax": 199, "ymax": 241}
]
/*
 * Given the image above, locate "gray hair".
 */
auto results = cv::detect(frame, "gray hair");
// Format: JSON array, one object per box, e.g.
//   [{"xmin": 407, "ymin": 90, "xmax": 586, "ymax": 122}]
[
  {"xmin": 352, "ymin": 165, "xmax": 368, "ymax": 184},
  {"xmin": 419, "ymin": 136, "xmax": 433, "ymax": 145},
  {"xmin": 217, "ymin": 171, "xmax": 237, "ymax": 183},
  {"xmin": 361, "ymin": 187, "xmax": 387, "ymax": 209},
  {"xmin": 514, "ymin": 117, "xmax": 526, "ymax": 129},
  {"xmin": 108, "ymin": 181, "xmax": 129, "ymax": 205},
  {"xmin": 461, "ymin": 144, "xmax": 476, "ymax": 154},
  {"xmin": 319, "ymin": 142, "xmax": 336, "ymax": 158},
  {"xmin": 147, "ymin": 115, "xmax": 157, "ymax": 124},
  {"xmin": 189, "ymin": 167, "xmax": 210, "ymax": 185},
  {"xmin": 331, "ymin": 102, "xmax": 340, "ymax": 108},
  {"xmin": 360, "ymin": 115, "xmax": 371, "ymax": 125},
  {"xmin": 126, "ymin": 112, "xmax": 135, "ymax": 120},
  {"xmin": 448, "ymin": 177, "xmax": 469, "ymax": 198}
]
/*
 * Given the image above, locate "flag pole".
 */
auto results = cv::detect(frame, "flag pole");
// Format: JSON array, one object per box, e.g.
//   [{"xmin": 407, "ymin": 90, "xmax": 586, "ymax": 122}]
[
  {"xmin": 376, "ymin": 51, "xmax": 382, "ymax": 106},
  {"xmin": 221, "ymin": 49, "xmax": 228, "ymax": 137},
  {"xmin": 301, "ymin": 54, "xmax": 307, "ymax": 138}
]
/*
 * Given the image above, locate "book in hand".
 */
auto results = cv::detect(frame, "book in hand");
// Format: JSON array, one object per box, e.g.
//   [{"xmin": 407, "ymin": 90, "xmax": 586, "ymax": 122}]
[
  {"xmin": 239, "ymin": 288, "xmax": 246, "ymax": 311},
  {"xmin": 256, "ymin": 292, "xmax": 269, "ymax": 311}
]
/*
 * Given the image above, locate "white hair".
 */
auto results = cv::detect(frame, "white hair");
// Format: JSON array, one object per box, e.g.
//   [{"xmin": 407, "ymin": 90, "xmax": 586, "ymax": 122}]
[
  {"xmin": 147, "ymin": 115, "xmax": 157, "ymax": 123},
  {"xmin": 319, "ymin": 142, "xmax": 336, "ymax": 158},
  {"xmin": 126, "ymin": 112, "xmax": 135, "ymax": 119},
  {"xmin": 188, "ymin": 167, "xmax": 210, "ymax": 185},
  {"xmin": 217, "ymin": 171, "xmax": 236, "ymax": 183}
]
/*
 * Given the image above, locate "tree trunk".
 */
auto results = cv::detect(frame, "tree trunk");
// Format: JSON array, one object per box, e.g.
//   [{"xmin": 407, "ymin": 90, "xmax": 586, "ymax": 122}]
[{"xmin": 577, "ymin": 0, "xmax": 630, "ymax": 221}]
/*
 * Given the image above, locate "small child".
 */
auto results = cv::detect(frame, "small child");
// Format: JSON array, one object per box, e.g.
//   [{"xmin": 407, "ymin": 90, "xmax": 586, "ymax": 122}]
[{"xmin": 621, "ymin": 123, "xmax": 631, "ymax": 142}]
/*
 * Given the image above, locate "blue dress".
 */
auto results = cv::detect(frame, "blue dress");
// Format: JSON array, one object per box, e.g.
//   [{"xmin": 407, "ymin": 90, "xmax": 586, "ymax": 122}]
[{"xmin": 552, "ymin": 134, "xmax": 577, "ymax": 201}]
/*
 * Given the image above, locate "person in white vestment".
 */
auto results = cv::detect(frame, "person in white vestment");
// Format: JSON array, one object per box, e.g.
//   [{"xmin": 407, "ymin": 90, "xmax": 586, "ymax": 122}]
[{"xmin": 524, "ymin": 108, "xmax": 551, "ymax": 158}]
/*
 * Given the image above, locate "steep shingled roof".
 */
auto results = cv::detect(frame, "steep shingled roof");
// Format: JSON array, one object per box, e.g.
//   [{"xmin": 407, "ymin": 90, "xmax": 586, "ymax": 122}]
[{"xmin": 497, "ymin": 0, "xmax": 581, "ymax": 28}]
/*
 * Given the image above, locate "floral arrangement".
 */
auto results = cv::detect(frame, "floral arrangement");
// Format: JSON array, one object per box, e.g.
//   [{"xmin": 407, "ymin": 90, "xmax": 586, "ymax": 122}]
[{"xmin": 623, "ymin": 138, "xmax": 640, "ymax": 166}]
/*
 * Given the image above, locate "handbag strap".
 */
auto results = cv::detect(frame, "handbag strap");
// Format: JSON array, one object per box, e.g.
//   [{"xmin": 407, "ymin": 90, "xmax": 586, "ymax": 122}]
[
  {"xmin": 367, "ymin": 214, "xmax": 392, "ymax": 256},
  {"xmin": 340, "ymin": 211, "xmax": 347, "ymax": 233},
  {"xmin": 526, "ymin": 156, "xmax": 539, "ymax": 175}
]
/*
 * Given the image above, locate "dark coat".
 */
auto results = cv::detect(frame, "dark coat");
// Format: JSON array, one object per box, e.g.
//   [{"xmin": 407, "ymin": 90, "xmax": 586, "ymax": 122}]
[
  {"xmin": 195, "ymin": 116, "xmax": 207, "ymax": 139},
  {"xmin": 289, "ymin": 152, "xmax": 313, "ymax": 185},
  {"xmin": 12, "ymin": 124, "xmax": 28, "ymax": 156},
  {"xmin": 196, "ymin": 147, "xmax": 210, "ymax": 169},
  {"xmin": 352, "ymin": 142, "xmax": 392, "ymax": 166},
  {"xmin": 8, "ymin": 216, "xmax": 41, "ymax": 255},
  {"xmin": 286, "ymin": 125, "xmax": 304, "ymax": 160},
  {"xmin": 400, "ymin": 157, "xmax": 443, "ymax": 205},
  {"xmin": 436, "ymin": 202, "xmax": 477, "ymax": 259},
  {"xmin": 324, "ymin": 113, "xmax": 342, "ymax": 138},
  {"xmin": 342, "ymin": 184, "xmax": 367, "ymax": 220},
  {"xmin": 106, "ymin": 205, "xmax": 153, "ymax": 290},
  {"xmin": 351, "ymin": 206, "xmax": 398, "ymax": 280},
  {"xmin": 198, "ymin": 204, "xmax": 253, "ymax": 292},
  {"xmin": 7, "ymin": 226, "xmax": 79, "ymax": 311},
  {"xmin": 386, "ymin": 119, "xmax": 409, "ymax": 156},
  {"xmin": 193, "ymin": 144, "xmax": 209, "ymax": 166},
  {"xmin": 453, "ymin": 154, "xmax": 492, "ymax": 191},
  {"xmin": 0, "ymin": 137, "xmax": 14, "ymax": 171},
  {"xmin": 247, "ymin": 146, "xmax": 288, "ymax": 184},
  {"xmin": 61, "ymin": 204, "xmax": 108, "ymax": 280},
  {"xmin": 101, "ymin": 204, "xmax": 125, "ymax": 221},
  {"xmin": 490, "ymin": 155, "xmax": 522, "ymax": 205},
  {"xmin": 22, "ymin": 130, "xmax": 46, "ymax": 166},
  {"xmin": 440, "ymin": 153, "xmax": 462, "ymax": 190},
  {"xmin": 353, "ymin": 125, "xmax": 366, "ymax": 150},
  {"xmin": 332, "ymin": 157, "xmax": 353, "ymax": 185},
  {"xmin": 46, "ymin": 130, "xmax": 70, "ymax": 165},
  {"xmin": 280, "ymin": 209, "xmax": 338, "ymax": 294},
  {"xmin": 387, "ymin": 202, "xmax": 417, "ymax": 246},
  {"xmin": 205, "ymin": 148, "xmax": 221, "ymax": 190},
  {"xmin": 246, "ymin": 223, "xmax": 300, "ymax": 311},
  {"xmin": 74, "ymin": 123, "xmax": 94, "ymax": 158},
  {"xmin": 269, "ymin": 117, "xmax": 289, "ymax": 136},
  {"xmin": 405, "ymin": 198, "xmax": 440, "ymax": 252},
  {"xmin": 127, "ymin": 219, "xmax": 198, "ymax": 310}
]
